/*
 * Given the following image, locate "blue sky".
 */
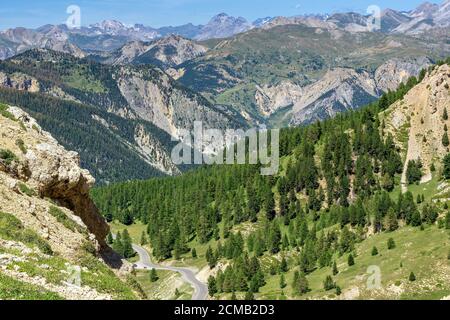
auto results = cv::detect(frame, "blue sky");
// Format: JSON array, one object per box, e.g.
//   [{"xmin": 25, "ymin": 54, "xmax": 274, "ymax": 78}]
[{"xmin": 0, "ymin": 0, "xmax": 441, "ymax": 30}]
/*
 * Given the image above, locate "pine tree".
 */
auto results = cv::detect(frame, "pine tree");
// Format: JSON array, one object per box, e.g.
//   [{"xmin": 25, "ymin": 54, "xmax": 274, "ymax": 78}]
[
  {"xmin": 140, "ymin": 231, "xmax": 148, "ymax": 245},
  {"xmin": 264, "ymin": 189, "xmax": 276, "ymax": 220},
  {"xmin": 371, "ymin": 246, "xmax": 379, "ymax": 256},
  {"xmin": 348, "ymin": 253, "xmax": 355, "ymax": 266},
  {"xmin": 121, "ymin": 229, "xmax": 135, "ymax": 258},
  {"xmin": 384, "ymin": 208, "xmax": 399, "ymax": 232},
  {"xmin": 443, "ymin": 132, "xmax": 450, "ymax": 147},
  {"xmin": 150, "ymin": 268, "xmax": 158, "ymax": 282},
  {"xmin": 323, "ymin": 275, "xmax": 336, "ymax": 291},
  {"xmin": 387, "ymin": 238, "xmax": 396, "ymax": 250},
  {"xmin": 280, "ymin": 274, "xmax": 287, "ymax": 289},
  {"xmin": 191, "ymin": 248, "xmax": 197, "ymax": 259},
  {"xmin": 443, "ymin": 154, "xmax": 450, "ymax": 179},
  {"xmin": 107, "ymin": 232, "xmax": 113, "ymax": 245},
  {"xmin": 336, "ymin": 286, "xmax": 342, "ymax": 296},
  {"xmin": 409, "ymin": 272, "xmax": 416, "ymax": 282},
  {"xmin": 279, "ymin": 257, "xmax": 288, "ymax": 273},
  {"xmin": 206, "ymin": 246, "xmax": 217, "ymax": 269},
  {"xmin": 244, "ymin": 290, "xmax": 254, "ymax": 300},
  {"xmin": 444, "ymin": 108, "xmax": 448, "ymax": 120},
  {"xmin": 112, "ymin": 232, "xmax": 124, "ymax": 256},
  {"xmin": 332, "ymin": 261, "xmax": 339, "ymax": 276},
  {"xmin": 297, "ymin": 272, "xmax": 309, "ymax": 295},
  {"xmin": 207, "ymin": 276, "xmax": 217, "ymax": 296}
]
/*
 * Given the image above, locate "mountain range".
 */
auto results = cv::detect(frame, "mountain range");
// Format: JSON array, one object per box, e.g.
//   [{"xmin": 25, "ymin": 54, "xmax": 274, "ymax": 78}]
[{"xmin": 1, "ymin": 1, "xmax": 449, "ymax": 59}]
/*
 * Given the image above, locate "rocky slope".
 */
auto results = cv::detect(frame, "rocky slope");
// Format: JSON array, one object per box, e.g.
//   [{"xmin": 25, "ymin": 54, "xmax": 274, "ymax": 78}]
[
  {"xmin": 0, "ymin": 105, "xmax": 139, "ymax": 299},
  {"xmin": 0, "ymin": 49, "xmax": 246, "ymax": 180},
  {"xmin": 194, "ymin": 13, "xmax": 253, "ymax": 41},
  {"xmin": 382, "ymin": 63, "xmax": 450, "ymax": 185},
  {"xmin": 254, "ymin": 57, "xmax": 432, "ymax": 125},
  {"xmin": 104, "ymin": 35, "xmax": 208, "ymax": 69}
]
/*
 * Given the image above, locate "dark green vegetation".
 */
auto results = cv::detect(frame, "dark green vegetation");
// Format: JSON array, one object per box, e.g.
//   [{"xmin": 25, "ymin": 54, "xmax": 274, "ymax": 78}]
[
  {"xmin": 0, "ymin": 148, "xmax": 17, "ymax": 165},
  {"xmin": 0, "ymin": 88, "xmax": 170, "ymax": 183},
  {"xmin": 112, "ymin": 230, "xmax": 136, "ymax": 259},
  {"xmin": 92, "ymin": 64, "xmax": 450, "ymax": 299}
]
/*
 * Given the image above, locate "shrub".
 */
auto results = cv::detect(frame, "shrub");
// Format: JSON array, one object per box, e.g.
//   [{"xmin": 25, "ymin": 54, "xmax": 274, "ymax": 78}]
[
  {"xmin": 387, "ymin": 238, "xmax": 396, "ymax": 250},
  {"xmin": 0, "ymin": 103, "xmax": 16, "ymax": 121},
  {"xmin": 15, "ymin": 139, "xmax": 27, "ymax": 154},
  {"xmin": 0, "ymin": 149, "xmax": 17, "ymax": 165},
  {"xmin": 18, "ymin": 183, "xmax": 36, "ymax": 197}
]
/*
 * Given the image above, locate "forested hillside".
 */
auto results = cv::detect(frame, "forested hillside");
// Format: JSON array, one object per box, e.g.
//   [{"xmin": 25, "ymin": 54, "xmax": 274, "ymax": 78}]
[
  {"xmin": 0, "ymin": 88, "xmax": 174, "ymax": 183},
  {"xmin": 92, "ymin": 59, "xmax": 450, "ymax": 299}
]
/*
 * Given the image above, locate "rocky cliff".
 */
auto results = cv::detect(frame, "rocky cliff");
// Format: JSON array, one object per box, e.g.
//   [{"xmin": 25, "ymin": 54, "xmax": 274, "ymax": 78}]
[
  {"xmin": 252, "ymin": 57, "xmax": 432, "ymax": 125},
  {"xmin": 382, "ymin": 63, "xmax": 450, "ymax": 185},
  {"xmin": 0, "ymin": 104, "xmax": 138, "ymax": 300},
  {"xmin": 107, "ymin": 35, "xmax": 208, "ymax": 69}
]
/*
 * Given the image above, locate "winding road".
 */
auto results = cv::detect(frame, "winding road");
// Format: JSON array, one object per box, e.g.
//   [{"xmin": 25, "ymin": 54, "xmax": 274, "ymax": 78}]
[{"xmin": 131, "ymin": 243, "xmax": 208, "ymax": 300}]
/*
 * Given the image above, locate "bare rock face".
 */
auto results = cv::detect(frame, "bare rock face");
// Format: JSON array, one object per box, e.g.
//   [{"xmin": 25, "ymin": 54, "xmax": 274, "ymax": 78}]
[
  {"xmin": 375, "ymin": 56, "xmax": 432, "ymax": 92},
  {"xmin": 383, "ymin": 64, "xmax": 450, "ymax": 185},
  {"xmin": 3, "ymin": 106, "xmax": 109, "ymax": 248}
]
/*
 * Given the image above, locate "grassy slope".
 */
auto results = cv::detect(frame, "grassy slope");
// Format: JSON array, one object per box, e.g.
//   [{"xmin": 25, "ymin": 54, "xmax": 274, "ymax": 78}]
[{"xmin": 259, "ymin": 225, "xmax": 450, "ymax": 300}]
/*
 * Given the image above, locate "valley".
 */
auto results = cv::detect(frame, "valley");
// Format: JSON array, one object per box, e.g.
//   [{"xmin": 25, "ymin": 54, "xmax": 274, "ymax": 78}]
[{"xmin": 1, "ymin": 0, "xmax": 450, "ymax": 302}]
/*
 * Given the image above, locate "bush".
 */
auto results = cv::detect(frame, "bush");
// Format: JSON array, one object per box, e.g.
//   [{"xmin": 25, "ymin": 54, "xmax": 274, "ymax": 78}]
[
  {"xmin": 18, "ymin": 183, "xmax": 36, "ymax": 197},
  {"xmin": 387, "ymin": 238, "xmax": 396, "ymax": 250},
  {"xmin": 0, "ymin": 149, "xmax": 17, "ymax": 165},
  {"xmin": 371, "ymin": 246, "xmax": 379, "ymax": 256},
  {"xmin": 0, "ymin": 103, "xmax": 16, "ymax": 121},
  {"xmin": 15, "ymin": 139, "xmax": 27, "ymax": 154}
]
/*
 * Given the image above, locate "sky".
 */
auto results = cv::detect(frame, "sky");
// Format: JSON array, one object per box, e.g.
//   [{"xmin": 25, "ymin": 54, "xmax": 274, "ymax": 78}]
[{"xmin": 0, "ymin": 0, "xmax": 442, "ymax": 30}]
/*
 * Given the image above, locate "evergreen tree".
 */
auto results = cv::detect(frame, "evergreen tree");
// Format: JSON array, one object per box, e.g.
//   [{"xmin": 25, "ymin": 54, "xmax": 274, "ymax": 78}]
[
  {"xmin": 112, "ymin": 232, "xmax": 124, "ymax": 256},
  {"xmin": 280, "ymin": 274, "xmax": 287, "ymax": 289},
  {"xmin": 323, "ymin": 275, "xmax": 336, "ymax": 291},
  {"xmin": 444, "ymin": 108, "xmax": 448, "ymax": 121},
  {"xmin": 279, "ymin": 257, "xmax": 288, "ymax": 273},
  {"xmin": 443, "ymin": 132, "xmax": 450, "ymax": 147},
  {"xmin": 336, "ymin": 286, "xmax": 342, "ymax": 296},
  {"xmin": 264, "ymin": 188, "xmax": 275, "ymax": 220},
  {"xmin": 387, "ymin": 238, "xmax": 396, "ymax": 250},
  {"xmin": 384, "ymin": 208, "xmax": 399, "ymax": 232},
  {"xmin": 121, "ymin": 229, "xmax": 135, "ymax": 258},
  {"xmin": 191, "ymin": 248, "xmax": 197, "ymax": 259},
  {"xmin": 207, "ymin": 276, "xmax": 217, "ymax": 296},
  {"xmin": 292, "ymin": 271, "xmax": 309, "ymax": 295},
  {"xmin": 409, "ymin": 272, "xmax": 416, "ymax": 282},
  {"xmin": 244, "ymin": 290, "xmax": 254, "ymax": 300},
  {"xmin": 348, "ymin": 253, "xmax": 355, "ymax": 266},
  {"xmin": 140, "ymin": 231, "xmax": 148, "ymax": 245},
  {"xmin": 268, "ymin": 222, "xmax": 281, "ymax": 254},
  {"xmin": 150, "ymin": 268, "xmax": 158, "ymax": 282},
  {"xmin": 332, "ymin": 261, "xmax": 339, "ymax": 276},
  {"xmin": 443, "ymin": 154, "xmax": 450, "ymax": 179},
  {"xmin": 371, "ymin": 246, "xmax": 379, "ymax": 256},
  {"xmin": 106, "ymin": 232, "xmax": 113, "ymax": 245}
]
